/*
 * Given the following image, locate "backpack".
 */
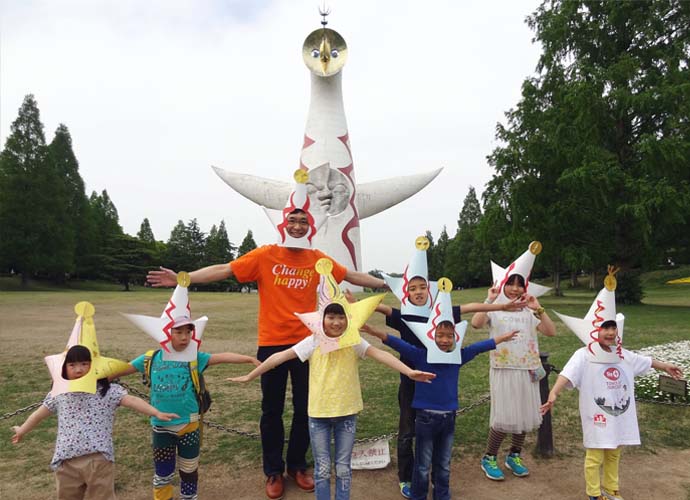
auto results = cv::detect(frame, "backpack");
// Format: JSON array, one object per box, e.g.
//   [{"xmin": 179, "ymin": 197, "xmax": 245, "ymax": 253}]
[{"xmin": 142, "ymin": 349, "xmax": 212, "ymax": 415}]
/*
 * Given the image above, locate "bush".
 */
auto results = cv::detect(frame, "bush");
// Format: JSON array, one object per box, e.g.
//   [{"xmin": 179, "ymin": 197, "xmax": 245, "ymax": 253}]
[{"xmin": 616, "ymin": 270, "xmax": 644, "ymax": 305}]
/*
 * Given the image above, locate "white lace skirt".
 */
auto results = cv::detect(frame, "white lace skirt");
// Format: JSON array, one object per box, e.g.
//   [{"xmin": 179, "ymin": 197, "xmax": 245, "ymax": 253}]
[{"xmin": 489, "ymin": 367, "xmax": 542, "ymax": 433}]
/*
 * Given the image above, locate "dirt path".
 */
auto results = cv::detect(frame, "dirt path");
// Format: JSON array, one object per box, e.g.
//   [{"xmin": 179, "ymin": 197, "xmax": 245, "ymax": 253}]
[{"xmin": 192, "ymin": 448, "xmax": 690, "ymax": 499}]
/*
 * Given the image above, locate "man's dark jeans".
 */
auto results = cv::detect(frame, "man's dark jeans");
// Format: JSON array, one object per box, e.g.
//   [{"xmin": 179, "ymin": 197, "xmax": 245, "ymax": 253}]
[{"xmin": 258, "ymin": 345, "xmax": 310, "ymax": 476}]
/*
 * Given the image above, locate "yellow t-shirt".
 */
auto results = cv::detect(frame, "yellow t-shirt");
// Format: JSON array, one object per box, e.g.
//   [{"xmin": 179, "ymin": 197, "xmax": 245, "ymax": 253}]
[{"xmin": 293, "ymin": 335, "xmax": 370, "ymax": 418}]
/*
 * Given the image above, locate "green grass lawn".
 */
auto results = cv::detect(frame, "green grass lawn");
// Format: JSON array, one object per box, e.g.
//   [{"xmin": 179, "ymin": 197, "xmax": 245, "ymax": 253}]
[{"xmin": 1, "ymin": 273, "xmax": 689, "ymax": 498}]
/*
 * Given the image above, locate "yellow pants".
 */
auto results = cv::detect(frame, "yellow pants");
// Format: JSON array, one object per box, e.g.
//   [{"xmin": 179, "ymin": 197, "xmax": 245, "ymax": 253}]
[{"xmin": 584, "ymin": 447, "xmax": 621, "ymax": 497}]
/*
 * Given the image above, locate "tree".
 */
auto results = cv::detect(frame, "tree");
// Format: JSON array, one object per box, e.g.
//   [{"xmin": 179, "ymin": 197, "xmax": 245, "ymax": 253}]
[
  {"xmin": 445, "ymin": 187, "xmax": 490, "ymax": 288},
  {"xmin": 137, "ymin": 218, "xmax": 156, "ymax": 245},
  {"xmin": 237, "ymin": 230, "xmax": 258, "ymax": 291},
  {"xmin": 238, "ymin": 230, "xmax": 257, "ymax": 257},
  {"xmin": 0, "ymin": 95, "xmax": 70, "ymax": 284},
  {"xmin": 203, "ymin": 220, "xmax": 238, "ymax": 291},
  {"xmin": 430, "ymin": 226, "xmax": 449, "ymax": 281},
  {"xmin": 486, "ymin": 0, "xmax": 690, "ymax": 298},
  {"xmin": 166, "ymin": 220, "xmax": 190, "ymax": 272},
  {"xmin": 48, "ymin": 124, "xmax": 95, "ymax": 279},
  {"xmin": 101, "ymin": 234, "xmax": 155, "ymax": 291}
]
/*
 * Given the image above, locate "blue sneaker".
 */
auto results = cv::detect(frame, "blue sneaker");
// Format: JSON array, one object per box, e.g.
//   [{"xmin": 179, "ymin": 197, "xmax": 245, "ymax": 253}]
[
  {"xmin": 399, "ymin": 481, "xmax": 411, "ymax": 498},
  {"xmin": 505, "ymin": 452, "xmax": 529, "ymax": 477},
  {"xmin": 481, "ymin": 455, "xmax": 505, "ymax": 481}
]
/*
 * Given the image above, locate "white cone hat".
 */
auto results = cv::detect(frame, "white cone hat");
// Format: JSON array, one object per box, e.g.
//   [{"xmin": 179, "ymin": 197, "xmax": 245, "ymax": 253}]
[
  {"xmin": 555, "ymin": 266, "xmax": 625, "ymax": 363},
  {"xmin": 264, "ymin": 169, "xmax": 327, "ymax": 249},
  {"xmin": 403, "ymin": 278, "xmax": 468, "ymax": 364},
  {"xmin": 491, "ymin": 241, "xmax": 551, "ymax": 304},
  {"xmin": 123, "ymin": 272, "xmax": 207, "ymax": 361},
  {"xmin": 383, "ymin": 236, "xmax": 439, "ymax": 316}
]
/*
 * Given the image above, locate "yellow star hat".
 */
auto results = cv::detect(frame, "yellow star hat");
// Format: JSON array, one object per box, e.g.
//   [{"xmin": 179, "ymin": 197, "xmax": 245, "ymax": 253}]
[
  {"xmin": 45, "ymin": 301, "xmax": 130, "ymax": 396},
  {"xmin": 295, "ymin": 258, "xmax": 384, "ymax": 354}
]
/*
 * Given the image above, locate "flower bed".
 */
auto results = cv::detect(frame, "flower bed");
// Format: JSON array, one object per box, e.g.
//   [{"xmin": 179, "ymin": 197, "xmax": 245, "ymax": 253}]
[{"xmin": 634, "ymin": 340, "xmax": 690, "ymax": 403}]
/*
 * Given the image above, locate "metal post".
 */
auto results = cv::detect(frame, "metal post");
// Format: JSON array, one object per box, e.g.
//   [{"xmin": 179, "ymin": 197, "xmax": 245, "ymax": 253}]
[{"xmin": 536, "ymin": 352, "xmax": 555, "ymax": 457}]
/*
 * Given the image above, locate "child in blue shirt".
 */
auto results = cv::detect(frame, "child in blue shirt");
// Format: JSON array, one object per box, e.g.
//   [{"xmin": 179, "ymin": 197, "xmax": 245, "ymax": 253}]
[{"xmin": 362, "ymin": 321, "xmax": 517, "ymax": 500}]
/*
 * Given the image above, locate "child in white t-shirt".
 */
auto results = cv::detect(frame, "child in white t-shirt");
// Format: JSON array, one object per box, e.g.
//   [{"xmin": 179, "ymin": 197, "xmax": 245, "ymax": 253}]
[{"xmin": 541, "ymin": 320, "xmax": 682, "ymax": 500}]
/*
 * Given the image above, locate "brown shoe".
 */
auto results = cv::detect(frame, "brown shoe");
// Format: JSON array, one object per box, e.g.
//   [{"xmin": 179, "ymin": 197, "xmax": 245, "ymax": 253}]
[
  {"xmin": 265, "ymin": 474, "xmax": 284, "ymax": 500},
  {"xmin": 287, "ymin": 469, "xmax": 315, "ymax": 492}
]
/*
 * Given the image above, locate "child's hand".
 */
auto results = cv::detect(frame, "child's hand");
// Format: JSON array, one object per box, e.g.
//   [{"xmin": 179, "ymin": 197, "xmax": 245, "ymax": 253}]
[
  {"xmin": 360, "ymin": 323, "xmax": 373, "ymax": 334},
  {"xmin": 251, "ymin": 358, "xmax": 261, "ymax": 367},
  {"xmin": 663, "ymin": 363, "xmax": 683, "ymax": 380},
  {"xmin": 502, "ymin": 297, "xmax": 527, "ymax": 312},
  {"xmin": 227, "ymin": 375, "xmax": 252, "ymax": 383},
  {"xmin": 155, "ymin": 412, "xmax": 181, "ymax": 422},
  {"xmin": 11, "ymin": 426, "xmax": 23, "ymax": 444},
  {"xmin": 408, "ymin": 370, "xmax": 436, "ymax": 383},
  {"xmin": 344, "ymin": 289, "xmax": 357, "ymax": 304},
  {"xmin": 539, "ymin": 393, "xmax": 557, "ymax": 415},
  {"xmin": 524, "ymin": 294, "xmax": 541, "ymax": 311},
  {"xmin": 486, "ymin": 281, "xmax": 500, "ymax": 303},
  {"xmin": 496, "ymin": 330, "xmax": 519, "ymax": 344}
]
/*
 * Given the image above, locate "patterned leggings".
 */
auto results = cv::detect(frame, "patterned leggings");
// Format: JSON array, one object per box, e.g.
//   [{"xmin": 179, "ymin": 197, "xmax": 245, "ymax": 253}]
[{"xmin": 152, "ymin": 422, "xmax": 200, "ymax": 500}]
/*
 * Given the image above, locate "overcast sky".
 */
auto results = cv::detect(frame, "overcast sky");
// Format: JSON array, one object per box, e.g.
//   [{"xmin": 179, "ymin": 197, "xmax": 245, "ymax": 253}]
[{"xmin": 1, "ymin": 0, "xmax": 543, "ymax": 272}]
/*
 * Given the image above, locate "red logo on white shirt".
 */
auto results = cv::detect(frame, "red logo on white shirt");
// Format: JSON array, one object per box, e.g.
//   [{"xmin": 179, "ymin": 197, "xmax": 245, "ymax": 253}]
[
  {"xmin": 593, "ymin": 413, "xmax": 607, "ymax": 427},
  {"xmin": 604, "ymin": 367, "xmax": 620, "ymax": 381}
]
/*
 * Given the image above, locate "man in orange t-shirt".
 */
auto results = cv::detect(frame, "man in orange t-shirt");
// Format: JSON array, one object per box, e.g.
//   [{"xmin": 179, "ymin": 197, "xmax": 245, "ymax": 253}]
[{"xmin": 147, "ymin": 209, "xmax": 384, "ymax": 498}]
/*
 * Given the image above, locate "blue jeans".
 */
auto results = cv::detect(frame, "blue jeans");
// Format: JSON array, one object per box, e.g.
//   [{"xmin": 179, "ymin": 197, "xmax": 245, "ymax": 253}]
[
  {"xmin": 411, "ymin": 410, "xmax": 455, "ymax": 500},
  {"xmin": 308, "ymin": 415, "xmax": 357, "ymax": 500}
]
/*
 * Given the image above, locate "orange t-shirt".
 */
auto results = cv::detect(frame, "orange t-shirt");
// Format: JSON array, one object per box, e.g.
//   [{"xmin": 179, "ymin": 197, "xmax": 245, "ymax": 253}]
[{"xmin": 230, "ymin": 245, "xmax": 348, "ymax": 346}]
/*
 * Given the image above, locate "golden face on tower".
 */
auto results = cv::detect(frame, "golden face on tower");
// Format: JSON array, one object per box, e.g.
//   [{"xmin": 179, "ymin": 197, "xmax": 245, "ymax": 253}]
[{"xmin": 302, "ymin": 28, "xmax": 348, "ymax": 77}]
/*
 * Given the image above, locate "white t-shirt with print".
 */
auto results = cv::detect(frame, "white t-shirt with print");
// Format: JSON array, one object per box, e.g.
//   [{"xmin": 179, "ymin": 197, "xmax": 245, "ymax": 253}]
[
  {"xmin": 560, "ymin": 347, "xmax": 652, "ymax": 449},
  {"xmin": 487, "ymin": 309, "xmax": 542, "ymax": 370}
]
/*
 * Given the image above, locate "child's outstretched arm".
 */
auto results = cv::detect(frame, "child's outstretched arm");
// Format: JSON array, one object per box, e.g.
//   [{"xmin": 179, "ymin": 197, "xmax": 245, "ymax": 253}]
[
  {"xmin": 120, "ymin": 395, "xmax": 180, "ymax": 422},
  {"xmin": 344, "ymin": 289, "xmax": 392, "ymax": 316},
  {"xmin": 651, "ymin": 359, "xmax": 683, "ymax": 379},
  {"xmin": 11, "ymin": 405, "xmax": 52, "ymax": 444},
  {"xmin": 375, "ymin": 304, "xmax": 393, "ymax": 317},
  {"xmin": 494, "ymin": 330, "xmax": 520, "ymax": 344},
  {"xmin": 209, "ymin": 353, "xmax": 261, "ymax": 367},
  {"xmin": 471, "ymin": 281, "xmax": 500, "ymax": 329},
  {"xmin": 360, "ymin": 323, "xmax": 390, "ymax": 342},
  {"xmin": 108, "ymin": 363, "xmax": 139, "ymax": 380},
  {"xmin": 227, "ymin": 349, "xmax": 298, "ymax": 383},
  {"xmin": 539, "ymin": 374, "xmax": 572, "ymax": 415},
  {"xmin": 365, "ymin": 345, "xmax": 436, "ymax": 383},
  {"xmin": 460, "ymin": 298, "xmax": 527, "ymax": 315}
]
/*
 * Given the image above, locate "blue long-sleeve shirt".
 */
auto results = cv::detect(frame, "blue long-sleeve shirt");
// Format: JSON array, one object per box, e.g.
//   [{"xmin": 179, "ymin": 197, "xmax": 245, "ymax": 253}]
[{"xmin": 385, "ymin": 335, "xmax": 496, "ymax": 412}]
